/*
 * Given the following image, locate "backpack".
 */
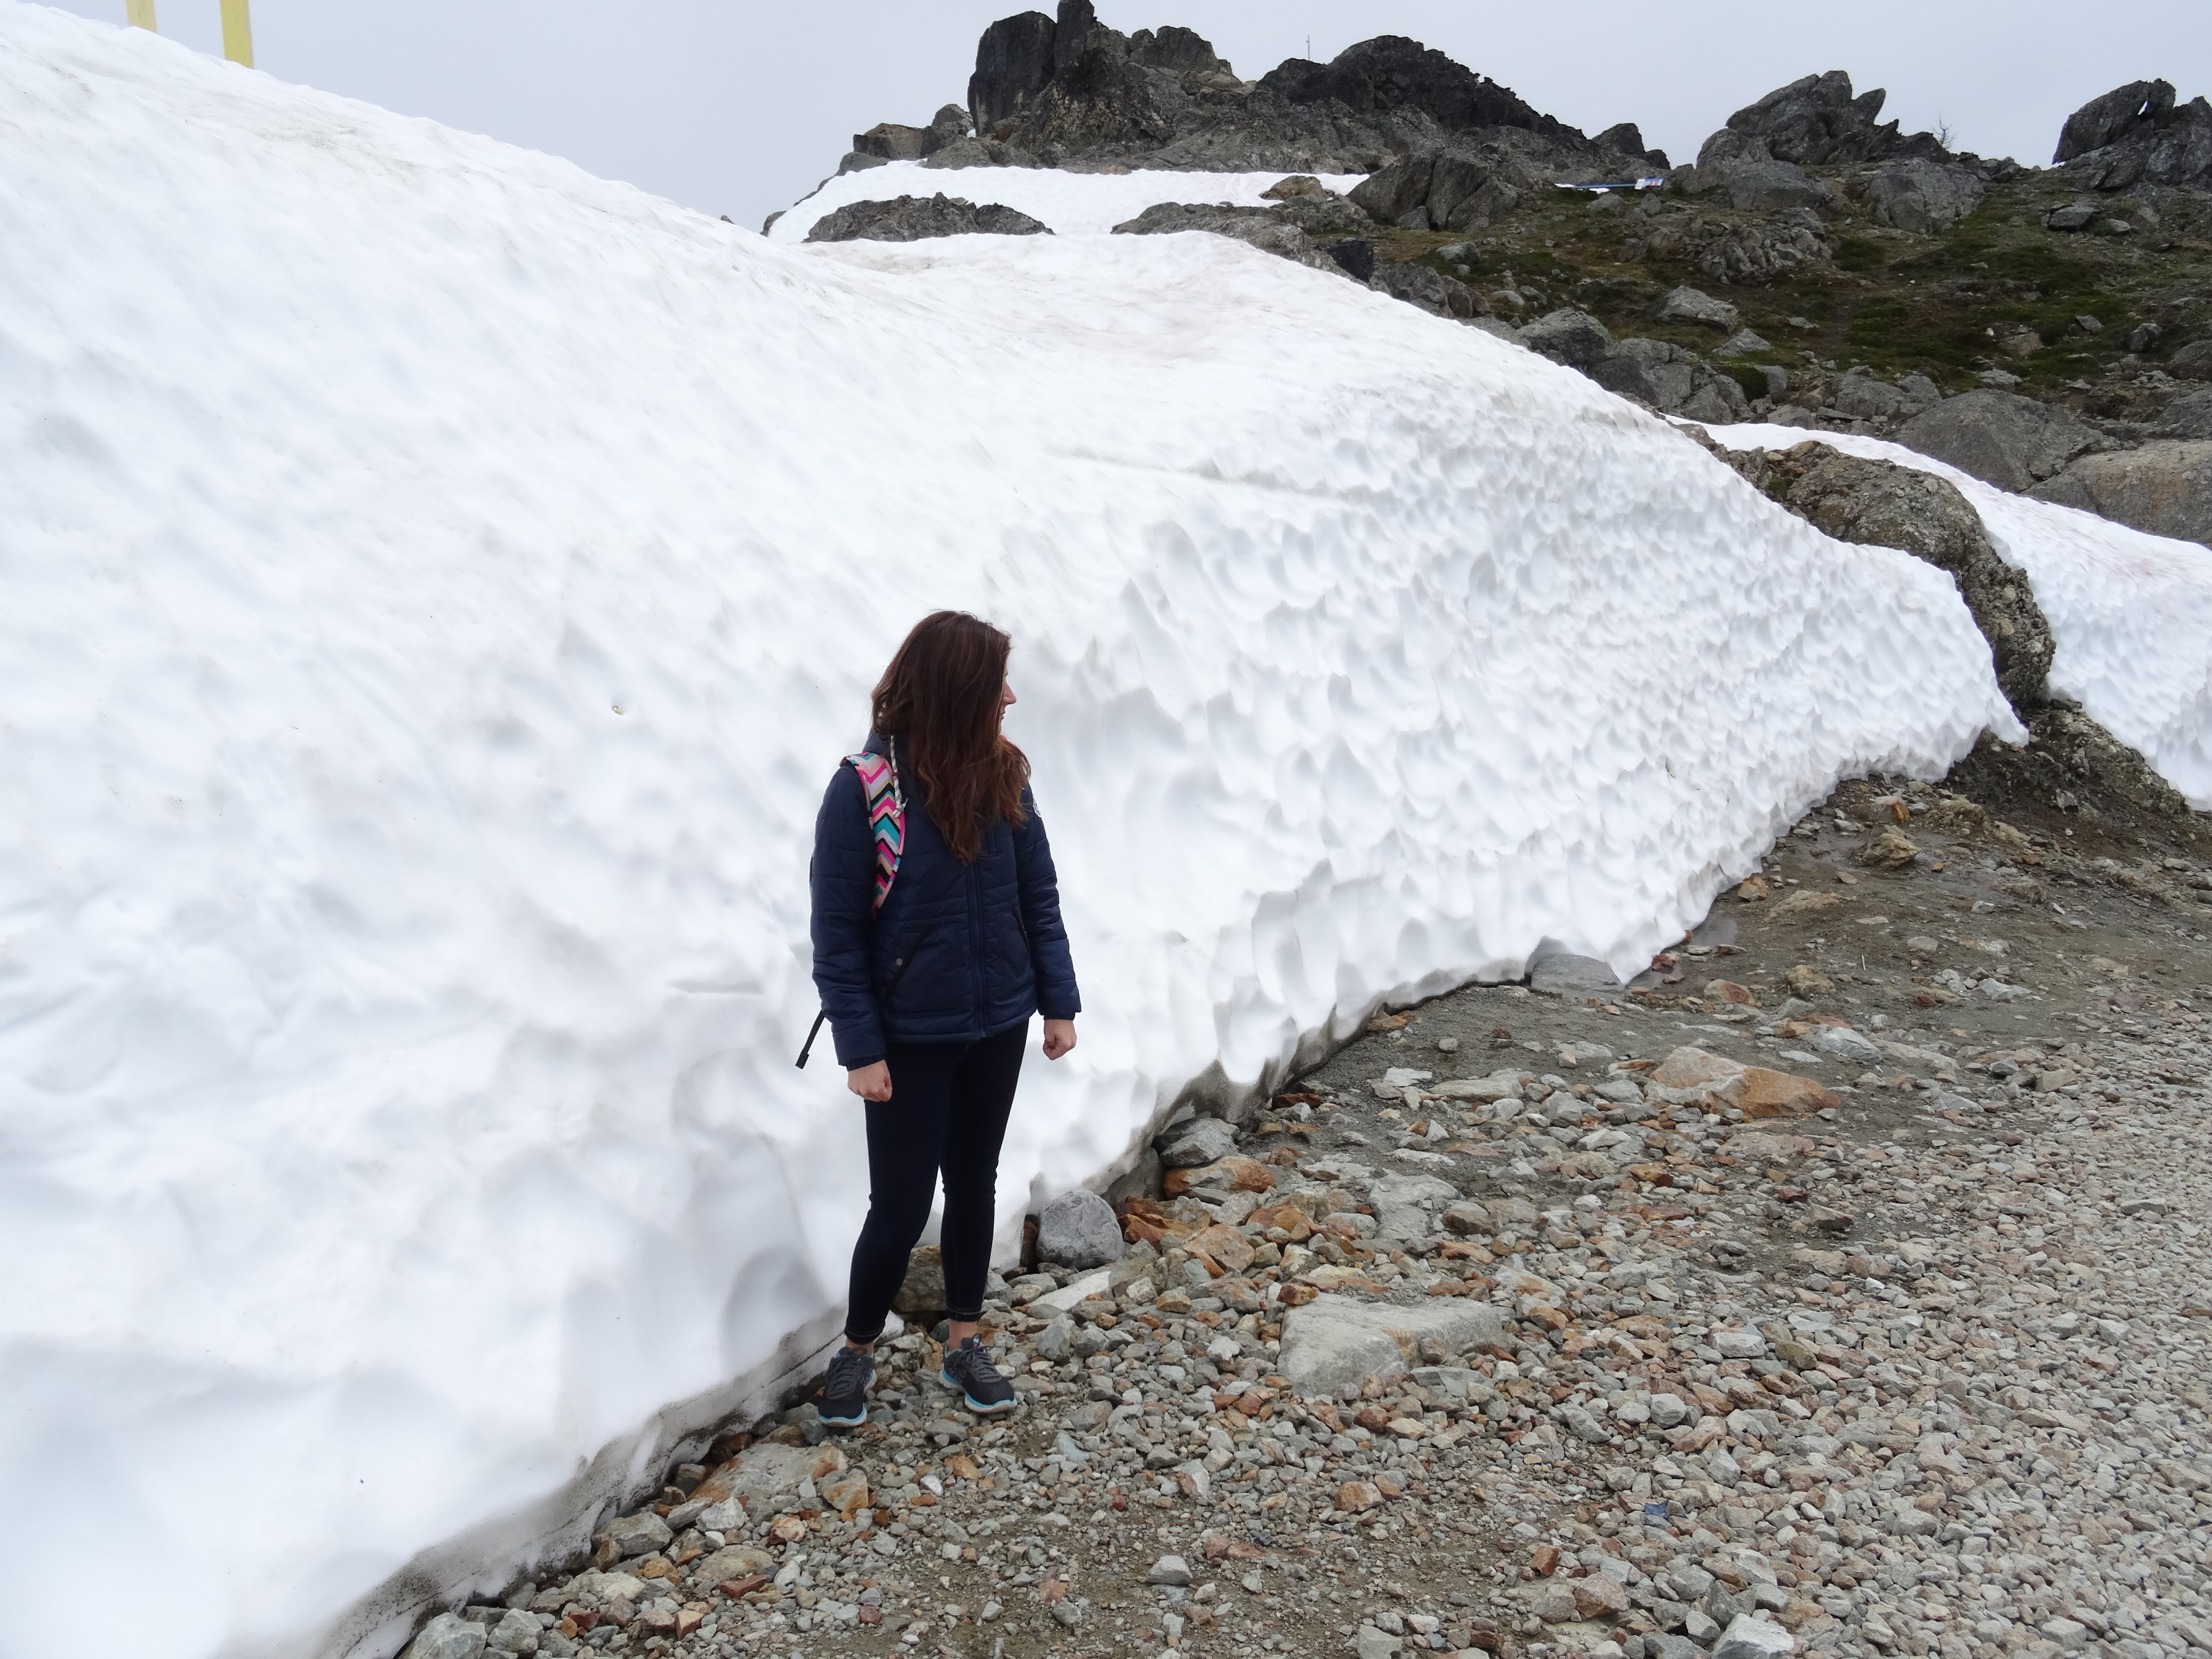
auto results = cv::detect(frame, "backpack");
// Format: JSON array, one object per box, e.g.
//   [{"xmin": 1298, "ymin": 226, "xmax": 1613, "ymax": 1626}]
[{"xmin": 796, "ymin": 749, "xmax": 908, "ymax": 1068}]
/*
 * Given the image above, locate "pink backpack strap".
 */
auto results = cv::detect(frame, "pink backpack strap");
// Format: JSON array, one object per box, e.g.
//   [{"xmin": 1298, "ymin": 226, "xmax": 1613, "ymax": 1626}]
[{"xmin": 844, "ymin": 750, "xmax": 906, "ymax": 914}]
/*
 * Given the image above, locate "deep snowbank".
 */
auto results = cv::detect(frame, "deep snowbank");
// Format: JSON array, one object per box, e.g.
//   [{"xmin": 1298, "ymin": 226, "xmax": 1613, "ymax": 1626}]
[
  {"xmin": 0, "ymin": 7, "xmax": 2018, "ymax": 1657},
  {"xmin": 766, "ymin": 156, "xmax": 1366, "ymax": 240},
  {"xmin": 1696, "ymin": 423, "xmax": 2212, "ymax": 808}
]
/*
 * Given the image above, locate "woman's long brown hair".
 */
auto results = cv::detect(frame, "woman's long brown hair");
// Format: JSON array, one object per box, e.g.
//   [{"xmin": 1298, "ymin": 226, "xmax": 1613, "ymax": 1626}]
[{"xmin": 871, "ymin": 611, "xmax": 1030, "ymax": 863}]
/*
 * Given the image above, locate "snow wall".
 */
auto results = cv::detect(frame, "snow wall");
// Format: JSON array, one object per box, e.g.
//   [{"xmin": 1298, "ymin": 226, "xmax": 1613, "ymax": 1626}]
[
  {"xmin": 0, "ymin": 8, "xmax": 2026, "ymax": 1659},
  {"xmin": 765, "ymin": 157, "xmax": 1368, "ymax": 242},
  {"xmin": 1695, "ymin": 423, "xmax": 2212, "ymax": 809}
]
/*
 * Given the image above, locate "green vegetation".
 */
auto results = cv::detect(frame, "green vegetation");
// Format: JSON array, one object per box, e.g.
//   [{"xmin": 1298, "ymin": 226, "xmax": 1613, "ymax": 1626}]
[{"xmin": 1364, "ymin": 166, "xmax": 2210, "ymax": 403}]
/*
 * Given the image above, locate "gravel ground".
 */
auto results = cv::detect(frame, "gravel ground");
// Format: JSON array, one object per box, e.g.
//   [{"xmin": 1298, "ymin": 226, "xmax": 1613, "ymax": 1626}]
[{"xmin": 402, "ymin": 780, "xmax": 2212, "ymax": 1659}]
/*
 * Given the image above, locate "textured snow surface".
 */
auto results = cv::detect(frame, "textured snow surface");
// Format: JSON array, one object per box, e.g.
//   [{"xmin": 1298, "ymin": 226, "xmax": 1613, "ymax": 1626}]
[
  {"xmin": 0, "ymin": 9, "xmax": 2020, "ymax": 1659},
  {"xmin": 1699, "ymin": 422, "xmax": 2212, "ymax": 808},
  {"xmin": 766, "ymin": 157, "xmax": 1367, "ymax": 241}
]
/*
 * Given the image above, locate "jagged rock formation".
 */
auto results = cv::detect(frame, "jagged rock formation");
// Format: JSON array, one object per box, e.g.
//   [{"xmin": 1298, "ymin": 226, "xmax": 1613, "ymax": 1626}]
[
  {"xmin": 946, "ymin": 1, "xmax": 1660, "ymax": 178},
  {"xmin": 2055, "ymin": 79, "xmax": 2212, "ymax": 190},
  {"xmin": 804, "ymin": 195, "xmax": 1053, "ymax": 243}
]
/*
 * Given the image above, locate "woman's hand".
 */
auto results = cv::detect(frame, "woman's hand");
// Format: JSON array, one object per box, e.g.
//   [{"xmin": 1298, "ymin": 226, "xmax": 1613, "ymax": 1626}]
[
  {"xmin": 1042, "ymin": 1019, "xmax": 1077, "ymax": 1060},
  {"xmin": 847, "ymin": 1061, "xmax": 892, "ymax": 1102}
]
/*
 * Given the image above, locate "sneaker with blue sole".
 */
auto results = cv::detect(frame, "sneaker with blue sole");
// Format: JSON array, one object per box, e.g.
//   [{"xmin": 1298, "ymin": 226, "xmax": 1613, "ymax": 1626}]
[
  {"xmin": 818, "ymin": 1344, "xmax": 875, "ymax": 1429},
  {"xmin": 939, "ymin": 1335, "xmax": 1017, "ymax": 1415}
]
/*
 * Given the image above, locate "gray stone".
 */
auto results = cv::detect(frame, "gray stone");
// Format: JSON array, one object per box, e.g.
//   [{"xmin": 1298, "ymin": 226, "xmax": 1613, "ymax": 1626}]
[
  {"xmin": 1038, "ymin": 1187, "xmax": 1124, "ymax": 1269},
  {"xmin": 1711, "ymin": 1329, "xmax": 1767, "ymax": 1358},
  {"xmin": 1368, "ymin": 1173, "xmax": 1463, "ymax": 1241},
  {"xmin": 1519, "ymin": 308, "xmax": 1613, "ymax": 368},
  {"xmin": 1892, "ymin": 389, "xmax": 2103, "ymax": 492},
  {"xmin": 1714, "ymin": 329, "xmax": 1771, "ymax": 358},
  {"xmin": 2028, "ymin": 440, "xmax": 2212, "ymax": 548},
  {"xmin": 1276, "ymin": 1293, "xmax": 1505, "ymax": 1396},
  {"xmin": 1156, "ymin": 1115, "xmax": 1238, "ymax": 1168},
  {"xmin": 1684, "ymin": 1608, "xmax": 1723, "ymax": 1644},
  {"xmin": 1559, "ymin": 1404, "xmax": 1612, "ymax": 1443},
  {"xmin": 1369, "ymin": 259, "xmax": 1485, "ymax": 320},
  {"xmin": 805, "ymin": 194, "xmax": 1053, "ymax": 244},
  {"xmin": 485, "ymin": 1609, "xmax": 540, "ymax": 1653},
  {"xmin": 1147, "ymin": 1554, "xmax": 1193, "ymax": 1586},
  {"xmin": 404, "ymin": 1615, "xmax": 488, "ymax": 1659},
  {"xmin": 893, "ymin": 1245, "xmax": 946, "ymax": 1316},
  {"xmin": 1654, "ymin": 286, "xmax": 1739, "ymax": 331},
  {"xmin": 1649, "ymin": 1634, "xmax": 1699, "ymax": 1659},
  {"xmin": 2158, "ymin": 388, "xmax": 2212, "ymax": 438},
  {"xmin": 1722, "ymin": 158, "xmax": 1833, "ymax": 213},
  {"xmin": 723, "ymin": 1441, "xmax": 820, "ymax": 1502},
  {"xmin": 1528, "ymin": 940, "xmax": 1624, "ymax": 995},
  {"xmin": 1035, "ymin": 1314, "xmax": 1075, "ymax": 1360},
  {"xmin": 1356, "ymin": 1624, "xmax": 1403, "ymax": 1659},
  {"xmin": 2171, "ymin": 339, "xmax": 2212, "ymax": 380},
  {"xmin": 1811, "ymin": 1025, "xmax": 1883, "ymax": 1064},
  {"xmin": 1712, "ymin": 1615, "xmax": 1796, "ymax": 1659},
  {"xmin": 1601, "ymin": 338, "xmax": 1750, "ymax": 422},
  {"xmin": 1825, "ymin": 373, "xmax": 1913, "ymax": 421},
  {"xmin": 2046, "ymin": 201, "xmax": 2098, "ymax": 231},
  {"xmin": 1647, "ymin": 1391, "xmax": 1688, "ymax": 1428},
  {"xmin": 1860, "ymin": 158, "xmax": 1985, "ymax": 233},
  {"xmin": 594, "ymin": 1510, "xmax": 671, "ymax": 1560}
]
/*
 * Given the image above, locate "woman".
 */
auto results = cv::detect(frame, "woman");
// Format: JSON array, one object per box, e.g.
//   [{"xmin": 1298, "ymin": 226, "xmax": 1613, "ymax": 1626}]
[{"xmin": 809, "ymin": 611, "xmax": 1080, "ymax": 1426}]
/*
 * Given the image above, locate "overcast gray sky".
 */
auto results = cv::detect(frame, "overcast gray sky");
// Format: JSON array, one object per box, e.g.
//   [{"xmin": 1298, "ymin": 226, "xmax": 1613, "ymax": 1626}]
[{"xmin": 37, "ymin": 0, "xmax": 2212, "ymax": 230}]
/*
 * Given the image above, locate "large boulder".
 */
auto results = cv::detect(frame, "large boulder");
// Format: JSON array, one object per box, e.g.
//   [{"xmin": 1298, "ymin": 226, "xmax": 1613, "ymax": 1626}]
[
  {"xmin": 1654, "ymin": 286, "xmax": 1739, "ymax": 330},
  {"xmin": 2028, "ymin": 441, "xmax": 2212, "ymax": 549},
  {"xmin": 1367, "ymin": 1173, "xmax": 1466, "ymax": 1243},
  {"xmin": 1598, "ymin": 338, "xmax": 1750, "ymax": 423},
  {"xmin": 1519, "ymin": 307, "xmax": 1612, "ymax": 367},
  {"xmin": 1858, "ymin": 157, "xmax": 1986, "ymax": 233},
  {"xmin": 806, "ymin": 195, "xmax": 1053, "ymax": 243},
  {"xmin": 1277, "ymin": 1294, "xmax": 1506, "ymax": 1397},
  {"xmin": 1369, "ymin": 259, "xmax": 1487, "ymax": 320},
  {"xmin": 1038, "ymin": 1187, "xmax": 1124, "ymax": 1269},
  {"xmin": 1891, "ymin": 390, "xmax": 2103, "ymax": 492},
  {"xmin": 2158, "ymin": 387, "xmax": 2212, "ymax": 438},
  {"xmin": 851, "ymin": 122, "xmax": 930, "ymax": 162}
]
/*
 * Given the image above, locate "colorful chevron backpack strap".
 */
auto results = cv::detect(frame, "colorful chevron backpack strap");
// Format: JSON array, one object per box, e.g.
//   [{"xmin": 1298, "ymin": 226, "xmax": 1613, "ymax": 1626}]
[{"xmin": 844, "ymin": 748, "xmax": 906, "ymax": 914}]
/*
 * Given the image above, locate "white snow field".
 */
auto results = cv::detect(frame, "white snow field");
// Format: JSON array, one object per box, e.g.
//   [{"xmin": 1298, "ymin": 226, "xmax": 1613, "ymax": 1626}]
[
  {"xmin": 766, "ymin": 156, "xmax": 1367, "ymax": 241},
  {"xmin": 0, "ymin": 8, "xmax": 2032, "ymax": 1659},
  {"xmin": 1694, "ymin": 423, "xmax": 2212, "ymax": 808}
]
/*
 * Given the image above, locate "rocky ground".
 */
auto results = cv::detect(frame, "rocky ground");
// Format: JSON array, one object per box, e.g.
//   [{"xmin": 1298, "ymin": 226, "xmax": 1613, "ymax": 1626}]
[{"xmin": 403, "ymin": 779, "xmax": 2212, "ymax": 1659}]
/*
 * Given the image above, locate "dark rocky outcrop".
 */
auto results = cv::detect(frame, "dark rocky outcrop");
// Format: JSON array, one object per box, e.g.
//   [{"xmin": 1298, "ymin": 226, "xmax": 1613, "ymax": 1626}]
[
  {"xmin": 1717, "ymin": 440, "xmax": 2055, "ymax": 711},
  {"xmin": 850, "ymin": 105, "xmax": 973, "ymax": 163},
  {"xmin": 1714, "ymin": 71, "xmax": 1931, "ymax": 168},
  {"xmin": 2028, "ymin": 441, "xmax": 2212, "ymax": 548},
  {"xmin": 969, "ymin": 11, "xmax": 1061, "ymax": 132},
  {"xmin": 2054, "ymin": 78, "xmax": 2212, "ymax": 190},
  {"xmin": 1255, "ymin": 36, "xmax": 1572, "ymax": 140},
  {"xmin": 948, "ymin": 4, "xmax": 1659, "ymax": 178},
  {"xmin": 805, "ymin": 195, "xmax": 1054, "ymax": 243},
  {"xmin": 1891, "ymin": 390, "xmax": 2105, "ymax": 492},
  {"xmin": 2056, "ymin": 80, "xmax": 2175, "ymax": 162},
  {"xmin": 1592, "ymin": 338, "xmax": 1750, "ymax": 423}
]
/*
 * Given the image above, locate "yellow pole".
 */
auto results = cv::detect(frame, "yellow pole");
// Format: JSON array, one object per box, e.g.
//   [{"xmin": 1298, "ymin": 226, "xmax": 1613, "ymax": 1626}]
[
  {"xmin": 218, "ymin": 0, "xmax": 252, "ymax": 66},
  {"xmin": 125, "ymin": 0, "xmax": 156, "ymax": 29}
]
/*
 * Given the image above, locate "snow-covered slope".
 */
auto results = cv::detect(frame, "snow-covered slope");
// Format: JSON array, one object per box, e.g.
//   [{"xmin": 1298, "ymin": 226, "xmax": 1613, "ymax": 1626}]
[
  {"xmin": 0, "ymin": 8, "xmax": 2021, "ymax": 1659},
  {"xmin": 1697, "ymin": 423, "xmax": 2212, "ymax": 808},
  {"xmin": 767, "ymin": 156, "xmax": 1366, "ymax": 240}
]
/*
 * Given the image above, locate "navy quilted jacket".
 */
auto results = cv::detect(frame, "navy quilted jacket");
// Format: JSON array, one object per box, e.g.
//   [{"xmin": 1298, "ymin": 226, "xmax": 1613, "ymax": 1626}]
[{"xmin": 809, "ymin": 735, "xmax": 1081, "ymax": 1069}]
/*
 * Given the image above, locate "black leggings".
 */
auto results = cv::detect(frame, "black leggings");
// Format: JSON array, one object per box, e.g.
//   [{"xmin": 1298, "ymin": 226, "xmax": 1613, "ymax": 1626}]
[{"xmin": 844, "ymin": 1019, "xmax": 1028, "ymax": 1345}]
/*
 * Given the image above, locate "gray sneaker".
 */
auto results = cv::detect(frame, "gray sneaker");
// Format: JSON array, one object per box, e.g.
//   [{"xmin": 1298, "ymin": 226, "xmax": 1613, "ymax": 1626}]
[
  {"xmin": 818, "ymin": 1345, "xmax": 875, "ymax": 1428},
  {"xmin": 939, "ymin": 1336, "xmax": 1016, "ymax": 1415}
]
